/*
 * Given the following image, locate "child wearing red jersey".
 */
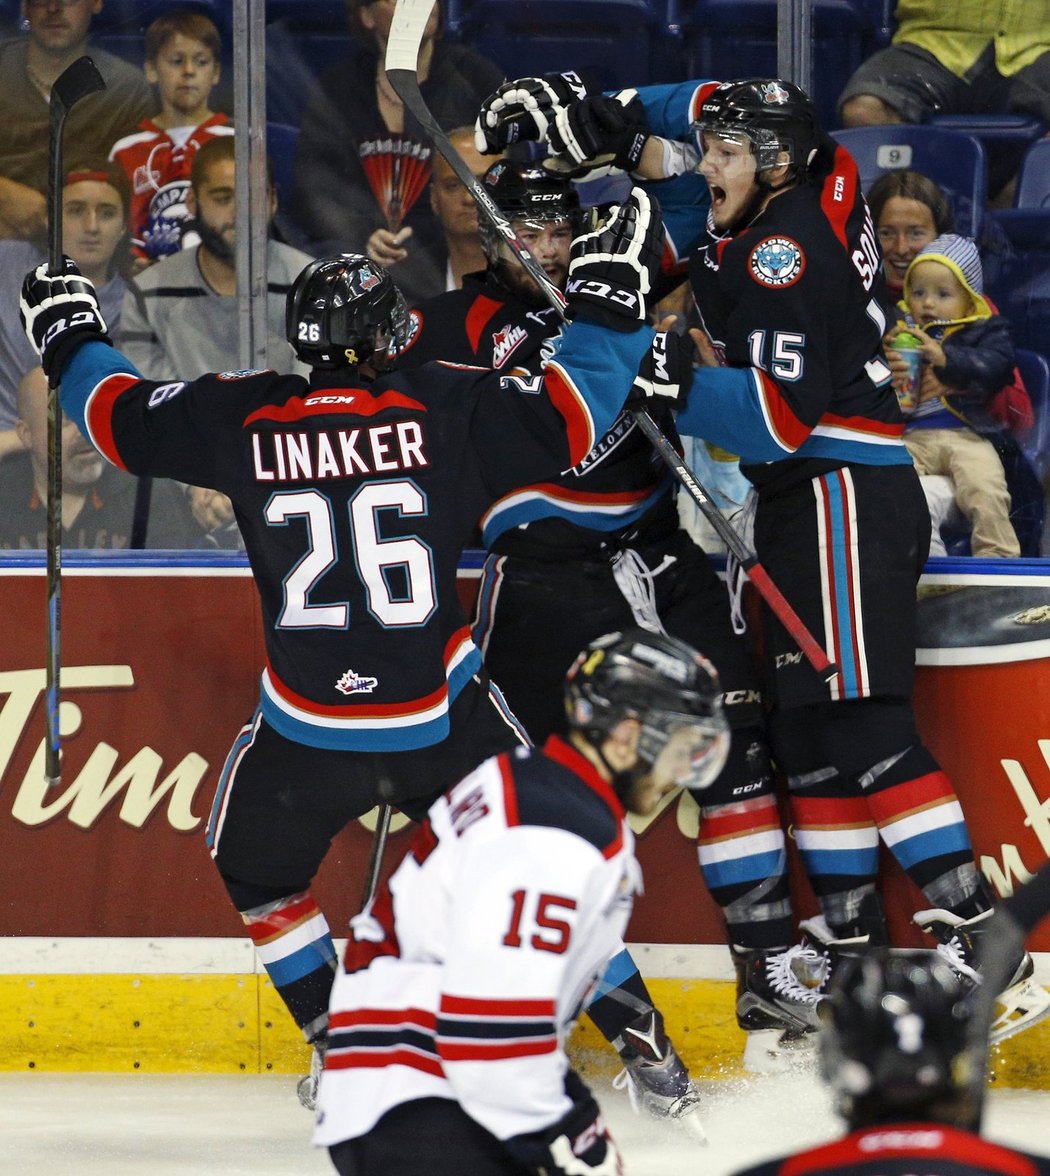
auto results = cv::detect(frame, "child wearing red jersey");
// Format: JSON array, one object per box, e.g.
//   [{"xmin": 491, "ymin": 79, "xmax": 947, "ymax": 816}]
[{"xmin": 108, "ymin": 9, "xmax": 232, "ymax": 264}]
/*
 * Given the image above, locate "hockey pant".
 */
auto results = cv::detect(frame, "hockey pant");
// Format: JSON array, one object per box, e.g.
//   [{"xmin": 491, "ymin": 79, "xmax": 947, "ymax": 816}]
[{"xmin": 205, "ymin": 675, "xmax": 525, "ymax": 1041}]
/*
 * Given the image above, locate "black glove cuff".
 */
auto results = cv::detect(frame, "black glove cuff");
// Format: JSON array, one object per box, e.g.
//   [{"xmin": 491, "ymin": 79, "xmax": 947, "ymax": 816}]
[
  {"xmin": 565, "ymin": 277, "xmax": 644, "ymax": 329},
  {"xmin": 45, "ymin": 326, "xmax": 112, "ymax": 384}
]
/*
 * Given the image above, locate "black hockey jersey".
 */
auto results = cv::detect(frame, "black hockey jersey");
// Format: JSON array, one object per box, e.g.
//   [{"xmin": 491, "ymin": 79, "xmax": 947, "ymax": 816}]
[
  {"xmin": 735, "ymin": 1122, "xmax": 1050, "ymax": 1176},
  {"xmin": 58, "ymin": 320, "xmax": 652, "ymax": 751},
  {"xmin": 631, "ymin": 81, "xmax": 912, "ymax": 486},
  {"xmin": 398, "ymin": 269, "xmax": 680, "ymax": 553},
  {"xmin": 314, "ymin": 735, "xmax": 640, "ymax": 1149}
]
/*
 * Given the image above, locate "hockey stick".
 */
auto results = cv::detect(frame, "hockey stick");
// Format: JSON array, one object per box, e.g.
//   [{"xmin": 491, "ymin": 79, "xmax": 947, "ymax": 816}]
[
  {"xmin": 361, "ymin": 803, "xmax": 393, "ymax": 908},
  {"xmin": 385, "ymin": 3, "xmax": 837, "ymax": 682},
  {"xmin": 44, "ymin": 56, "xmax": 106, "ymax": 786}
]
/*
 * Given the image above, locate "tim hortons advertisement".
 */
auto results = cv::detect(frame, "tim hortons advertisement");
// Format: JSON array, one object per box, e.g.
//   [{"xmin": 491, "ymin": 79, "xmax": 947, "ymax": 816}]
[{"xmin": 0, "ymin": 564, "xmax": 1049, "ymax": 950}]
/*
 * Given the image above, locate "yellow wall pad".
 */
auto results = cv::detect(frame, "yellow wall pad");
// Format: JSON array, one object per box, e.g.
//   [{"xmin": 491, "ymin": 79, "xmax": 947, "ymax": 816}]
[{"xmin": 1, "ymin": 973, "xmax": 1047, "ymax": 1089}]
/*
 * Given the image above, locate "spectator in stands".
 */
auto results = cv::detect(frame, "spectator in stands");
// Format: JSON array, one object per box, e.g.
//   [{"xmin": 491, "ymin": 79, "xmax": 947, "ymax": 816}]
[
  {"xmin": 867, "ymin": 169, "xmax": 953, "ymax": 317},
  {"xmin": 109, "ymin": 7, "xmax": 233, "ymax": 266},
  {"xmin": 117, "ymin": 136, "xmax": 312, "ymax": 546},
  {"xmin": 290, "ymin": 0, "xmax": 504, "ymax": 256},
  {"xmin": 367, "ymin": 127, "xmax": 498, "ymax": 307},
  {"xmin": 837, "ymin": 3, "xmax": 1050, "ymax": 198},
  {"xmin": 0, "ymin": 0, "xmax": 152, "ymax": 243},
  {"xmin": 886, "ymin": 234, "xmax": 1021, "ymax": 557},
  {"xmin": 868, "ymin": 171, "xmax": 1042, "ymax": 553},
  {"xmin": 0, "ymin": 366, "xmax": 202, "ymax": 550},
  {"xmin": 0, "ymin": 162, "xmax": 132, "ymax": 463}
]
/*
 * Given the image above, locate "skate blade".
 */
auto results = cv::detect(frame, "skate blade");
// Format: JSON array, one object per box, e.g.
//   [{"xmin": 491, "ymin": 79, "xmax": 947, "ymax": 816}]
[
  {"xmin": 742, "ymin": 1028, "xmax": 817, "ymax": 1075},
  {"xmin": 989, "ymin": 978, "xmax": 1050, "ymax": 1046}
]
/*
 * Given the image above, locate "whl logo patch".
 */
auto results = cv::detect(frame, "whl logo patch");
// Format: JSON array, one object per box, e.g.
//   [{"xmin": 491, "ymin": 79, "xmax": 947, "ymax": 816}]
[
  {"xmin": 492, "ymin": 323, "xmax": 528, "ymax": 368},
  {"xmin": 335, "ymin": 669, "xmax": 379, "ymax": 695}
]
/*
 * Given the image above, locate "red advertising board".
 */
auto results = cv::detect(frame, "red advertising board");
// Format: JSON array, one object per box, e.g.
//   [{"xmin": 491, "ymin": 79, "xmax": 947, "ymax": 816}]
[{"xmin": 1, "ymin": 562, "xmax": 1049, "ymax": 950}]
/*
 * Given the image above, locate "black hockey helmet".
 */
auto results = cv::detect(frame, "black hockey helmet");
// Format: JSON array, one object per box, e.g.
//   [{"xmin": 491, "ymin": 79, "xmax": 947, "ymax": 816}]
[
  {"xmin": 691, "ymin": 78, "xmax": 823, "ymax": 177},
  {"xmin": 819, "ymin": 948, "xmax": 979, "ymax": 1130},
  {"xmin": 286, "ymin": 253, "xmax": 410, "ymax": 370},
  {"xmin": 478, "ymin": 160, "xmax": 583, "ymax": 264},
  {"xmin": 565, "ymin": 628, "xmax": 729, "ymax": 795}
]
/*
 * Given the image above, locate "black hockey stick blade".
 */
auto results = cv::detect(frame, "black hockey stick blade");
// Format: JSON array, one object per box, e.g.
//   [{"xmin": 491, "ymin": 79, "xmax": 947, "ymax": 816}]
[
  {"xmin": 44, "ymin": 55, "xmax": 105, "ymax": 786},
  {"xmin": 48, "ymin": 56, "xmax": 106, "ymax": 268},
  {"xmin": 385, "ymin": 0, "xmax": 565, "ymax": 312},
  {"xmin": 361, "ymin": 804, "xmax": 394, "ymax": 909}
]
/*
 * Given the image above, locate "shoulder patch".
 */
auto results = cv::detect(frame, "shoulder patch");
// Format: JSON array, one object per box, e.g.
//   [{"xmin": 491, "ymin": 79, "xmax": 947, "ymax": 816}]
[
  {"xmin": 748, "ymin": 236, "xmax": 805, "ymax": 288},
  {"xmin": 216, "ymin": 369, "xmax": 266, "ymax": 380},
  {"xmin": 400, "ymin": 309, "xmax": 422, "ymax": 352}
]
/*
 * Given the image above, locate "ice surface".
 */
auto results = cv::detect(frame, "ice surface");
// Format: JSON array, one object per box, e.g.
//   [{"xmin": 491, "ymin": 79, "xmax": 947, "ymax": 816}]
[{"xmin": 0, "ymin": 1071, "xmax": 1046, "ymax": 1174}]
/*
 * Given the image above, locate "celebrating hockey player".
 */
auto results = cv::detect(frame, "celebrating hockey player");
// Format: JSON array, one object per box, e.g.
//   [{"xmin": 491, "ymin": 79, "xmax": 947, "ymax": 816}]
[
  {"xmin": 400, "ymin": 158, "xmax": 828, "ymax": 1082},
  {"xmin": 474, "ymin": 75, "xmax": 1050, "ymax": 1043},
  {"xmin": 18, "ymin": 188, "xmax": 677, "ymax": 1109},
  {"xmin": 731, "ymin": 948, "xmax": 1050, "ymax": 1176},
  {"xmin": 315, "ymin": 628, "xmax": 731, "ymax": 1175}
]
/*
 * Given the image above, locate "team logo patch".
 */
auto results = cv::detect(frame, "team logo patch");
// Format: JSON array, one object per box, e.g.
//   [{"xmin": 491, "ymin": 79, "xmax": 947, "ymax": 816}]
[
  {"xmin": 748, "ymin": 236, "xmax": 805, "ymax": 288},
  {"xmin": 217, "ymin": 369, "xmax": 265, "ymax": 380},
  {"xmin": 402, "ymin": 309, "xmax": 422, "ymax": 350},
  {"xmin": 335, "ymin": 668, "xmax": 379, "ymax": 695},
  {"xmin": 758, "ymin": 81, "xmax": 791, "ymax": 106},
  {"xmin": 492, "ymin": 322, "xmax": 527, "ymax": 367}
]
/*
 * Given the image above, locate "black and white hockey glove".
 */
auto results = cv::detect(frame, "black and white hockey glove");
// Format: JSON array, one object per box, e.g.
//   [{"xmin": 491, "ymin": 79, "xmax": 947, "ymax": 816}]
[
  {"xmin": 20, "ymin": 258, "xmax": 110, "ymax": 384},
  {"xmin": 505, "ymin": 1074, "xmax": 624, "ymax": 1176},
  {"xmin": 565, "ymin": 187, "xmax": 663, "ymax": 330},
  {"xmin": 474, "ymin": 71, "xmax": 592, "ymax": 153},
  {"xmin": 547, "ymin": 90, "xmax": 650, "ymax": 181},
  {"xmin": 627, "ymin": 330, "xmax": 695, "ymax": 412}
]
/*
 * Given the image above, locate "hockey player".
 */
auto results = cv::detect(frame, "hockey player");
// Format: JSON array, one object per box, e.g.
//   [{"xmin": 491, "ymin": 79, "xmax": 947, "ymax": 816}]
[
  {"xmin": 399, "ymin": 158, "xmax": 829, "ymax": 1077},
  {"xmin": 18, "ymin": 190, "xmax": 674, "ymax": 1107},
  {"xmin": 474, "ymin": 74, "xmax": 1050, "ymax": 1042},
  {"xmin": 731, "ymin": 948, "xmax": 1050, "ymax": 1176},
  {"xmin": 315, "ymin": 628, "xmax": 731, "ymax": 1175}
]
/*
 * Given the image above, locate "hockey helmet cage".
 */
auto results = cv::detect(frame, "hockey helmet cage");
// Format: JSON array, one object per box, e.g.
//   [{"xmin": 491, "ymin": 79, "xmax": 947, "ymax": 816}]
[
  {"xmin": 691, "ymin": 78, "xmax": 822, "ymax": 175},
  {"xmin": 479, "ymin": 160, "xmax": 583, "ymax": 263},
  {"xmin": 286, "ymin": 253, "xmax": 410, "ymax": 370},
  {"xmin": 819, "ymin": 948, "xmax": 979, "ymax": 1129},
  {"xmin": 565, "ymin": 628, "xmax": 730, "ymax": 794}
]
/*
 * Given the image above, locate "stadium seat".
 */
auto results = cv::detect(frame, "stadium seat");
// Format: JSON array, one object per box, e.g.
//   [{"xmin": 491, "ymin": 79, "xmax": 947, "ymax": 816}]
[
  {"xmin": 1011, "ymin": 138, "xmax": 1050, "ymax": 210},
  {"xmin": 89, "ymin": 0, "xmax": 231, "ymax": 66},
  {"xmin": 1017, "ymin": 349, "xmax": 1050, "ymax": 482},
  {"xmin": 264, "ymin": 1, "xmax": 358, "ymax": 127},
  {"xmin": 456, "ymin": 0, "xmax": 671, "ymax": 90},
  {"xmin": 831, "ymin": 125, "xmax": 988, "ymax": 237},
  {"xmin": 675, "ymin": 0, "xmax": 885, "ymax": 129}
]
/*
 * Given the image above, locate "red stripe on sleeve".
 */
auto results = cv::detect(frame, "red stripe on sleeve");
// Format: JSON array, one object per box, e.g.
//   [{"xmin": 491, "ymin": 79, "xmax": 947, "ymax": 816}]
[
  {"xmin": 756, "ymin": 369, "xmax": 812, "ymax": 450},
  {"xmin": 86, "ymin": 374, "xmax": 141, "ymax": 471},
  {"xmin": 465, "ymin": 295, "xmax": 502, "ymax": 354},
  {"xmin": 541, "ymin": 363, "xmax": 593, "ymax": 467}
]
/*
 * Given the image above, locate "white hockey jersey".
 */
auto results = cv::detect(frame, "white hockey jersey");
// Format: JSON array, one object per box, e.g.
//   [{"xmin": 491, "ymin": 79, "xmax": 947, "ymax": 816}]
[{"xmin": 314, "ymin": 736, "xmax": 641, "ymax": 1149}]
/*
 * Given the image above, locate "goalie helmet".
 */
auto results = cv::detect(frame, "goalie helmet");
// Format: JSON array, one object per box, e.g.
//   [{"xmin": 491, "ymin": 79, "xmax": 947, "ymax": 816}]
[
  {"xmin": 691, "ymin": 78, "xmax": 823, "ymax": 176},
  {"xmin": 286, "ymin": 253, "xmax": 410, "ymax": 370},
  {"xmin": 819, "ymin": 948, "xmax": 979, "ymax": 1130},
  {"xmin": 565, "ymin": 628, "xmax": 730, "ymax": 795},
  {"xmin": 478, "ymin": 161, "xmax": 583, "ymax": 265}
]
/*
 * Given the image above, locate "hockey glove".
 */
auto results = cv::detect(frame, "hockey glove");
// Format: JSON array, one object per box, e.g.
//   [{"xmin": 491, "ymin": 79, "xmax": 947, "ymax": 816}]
[
  {"xmin": 475, "ymin": 71, "xmax": 592, "ymax": 153},
  {"xmin": 565, "ymin": 187, "xmax": 663, "ymax": 330},
  {"xmin": 547, "ymin": 90, "xmax": 650, "ymax": 181},
  {"xmin": 504, "ymin": 1073, "xmax": 624, "ymax": 1176},
  {"xmin": 627, "ymin": 330, "xmax": 695, "ymax": 412},
  {"xmin": 20, "ymin": 258, "xmax": 111, "ymax": 384}
]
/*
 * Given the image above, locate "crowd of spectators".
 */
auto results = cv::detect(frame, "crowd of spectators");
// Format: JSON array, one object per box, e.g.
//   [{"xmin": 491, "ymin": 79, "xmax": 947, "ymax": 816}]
[{"xmin": 0, "ymin": 1, "xmax": 1048, "ymax": 557}]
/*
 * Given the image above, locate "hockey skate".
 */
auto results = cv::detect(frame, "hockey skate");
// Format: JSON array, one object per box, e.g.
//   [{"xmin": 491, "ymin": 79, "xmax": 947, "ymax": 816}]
[
  {"xmin": 799, "ymin": 894, "xmax": 889, "ymax": 986},
  {"xmin": 914, "ymin": 908, "xmax": 1050, "ymax": 1045},
  {"xmin": 733, "ymin": 943, "xmax": 828, "ymax": 1074},
  {"xmin": 613, "ymin": 1010, "xmax": 708, "ymax": 1143},
  {"xmin": 296, "ymin": 1036, "xmax": 326, "ymax": 1111}
]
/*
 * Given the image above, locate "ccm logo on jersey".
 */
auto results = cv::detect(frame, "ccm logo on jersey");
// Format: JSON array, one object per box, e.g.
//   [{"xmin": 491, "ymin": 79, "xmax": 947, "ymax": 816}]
[
  {"xmin": 748, "ymin": 237, "xmax": 805, "ymax": 288},
  {"xmin": 147, "ymin": 381, "xmax": 186, "ymax": 407}
]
